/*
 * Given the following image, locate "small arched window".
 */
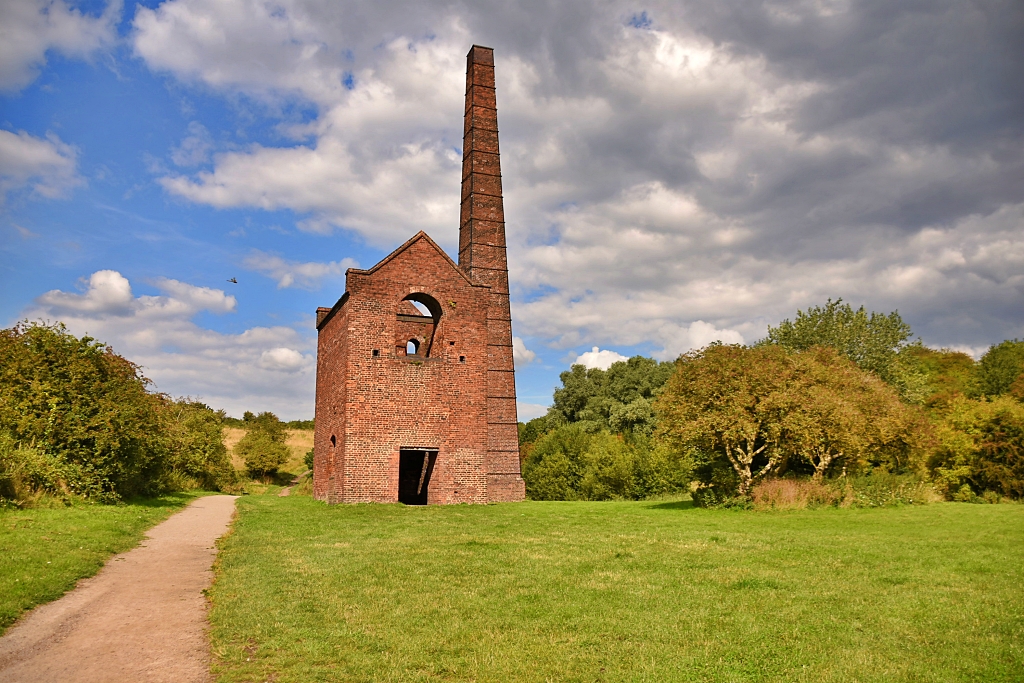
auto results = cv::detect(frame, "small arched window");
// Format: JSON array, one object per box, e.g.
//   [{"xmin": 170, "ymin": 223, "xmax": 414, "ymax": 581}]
[{"xmin": 406, "ymin": 339, "xmax": 420, "ymax": 356}]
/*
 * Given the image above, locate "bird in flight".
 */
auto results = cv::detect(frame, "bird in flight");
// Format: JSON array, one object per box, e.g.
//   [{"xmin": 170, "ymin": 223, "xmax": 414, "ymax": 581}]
[{"xmin": 227, "ymin": 277, "xmax": 238, "ymax": 284}]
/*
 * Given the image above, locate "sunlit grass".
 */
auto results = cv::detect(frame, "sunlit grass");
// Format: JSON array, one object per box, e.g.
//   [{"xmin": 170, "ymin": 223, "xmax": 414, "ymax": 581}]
[
  {"xmin": 0, "ymin": 492, "xmax": 206, "ymax": 633},
  {"xmin": 210, "ymin": 497, "xmax": 1024, "ymax": 682}
]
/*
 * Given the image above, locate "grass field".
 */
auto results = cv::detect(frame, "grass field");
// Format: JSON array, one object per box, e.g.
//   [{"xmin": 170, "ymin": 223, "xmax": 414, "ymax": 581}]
[
  {"xmin": 209, "ymin": 497, "xmax": 1024, "ymax": 682},
  {"xmin": 0, "ymin": 492, "xmax": 205, "ymax": 634}
]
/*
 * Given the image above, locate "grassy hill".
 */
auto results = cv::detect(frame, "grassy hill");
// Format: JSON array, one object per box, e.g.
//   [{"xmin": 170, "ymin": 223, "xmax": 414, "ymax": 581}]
[{"xmin": 209, "ymin": 496, "xmax": 1023, "ymax": 682}]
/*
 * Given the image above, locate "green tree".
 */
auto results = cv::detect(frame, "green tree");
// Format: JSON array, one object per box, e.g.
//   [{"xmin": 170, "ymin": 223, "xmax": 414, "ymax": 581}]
[
  {"xmin": 930, "ymin": 395, "xmax": 1024, "ymax": 500},
  {"xmin": 656, "ymin": 344, "xmax": 795, "ymax": 497},
  {"xmin": 778, "ymin": 347, "xmax": 922, "ymax": 479},
  {"xmin": 522, "ymin": 424, "xmax": 689, "ymax": 501},
  {"xmin": 163, "ymin": 400, "xmax": 236, "ymax": 491},
  {"xmin": 0, "ymin": 321, "xmax": 167, "ymax": 500},
  {"xmin": 762, "ymin": 298, "xmax": 926, "ymax": 400},
  {"xmin": 906, "ymin": 346, "xmax": 979, "ymax": 411},
  {"xmin": 236, "ymin": 411, "xmax": 289, "ymax": 478},
  {"xmin": 976, "ymin": 340, "xmax": 1024, "ymax": 397}
]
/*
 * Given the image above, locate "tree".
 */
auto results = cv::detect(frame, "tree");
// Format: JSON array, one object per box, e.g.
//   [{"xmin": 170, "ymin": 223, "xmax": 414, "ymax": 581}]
[
  {"xmin": 235, "ymin": 411, "xmax": 289, "ymax": 478},
  {"xmin": 538, "ymin": 355, "xmax": 676, "ymax": 435},
  {"xmin": 762, "ymin": 298, "xmax": 926, "ymax": 400},
  {"xmin": 522, "ymin": 424, "xmax": 689, "ymax": 501},
  {"xmin": 656, "ymin": 344, "xmax": 925, "ymax": 501},
  {"xmin": 0, "ymin": 321, "xmax": 167, "ymax": 500},
  {"xmin": 930, "ymin": 396, "xmax": 1024, "ymax": 500},
  {"xmin": 163, "ymin": 400, "xmax": 236, "ymax": 491},
  {"xmin": 778, "ymin": 347, "xmax": 922, "ymax": 479},
  {"xmin": 977, "ymin": 340, "xmax": 1024, "ymax": 397},
  {"xmin": 905, "ymin": 346, "xmax": 979, "ymax": 411},
  {"xmin": 656, "ymin": 344, "xmax": 795, "ymax": 497}
]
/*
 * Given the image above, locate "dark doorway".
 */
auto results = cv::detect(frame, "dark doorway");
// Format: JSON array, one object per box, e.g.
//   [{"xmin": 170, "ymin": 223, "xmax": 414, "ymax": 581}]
[{"xmin": 398, "ymin": 449, "xmax": 437, "ymax": 505}]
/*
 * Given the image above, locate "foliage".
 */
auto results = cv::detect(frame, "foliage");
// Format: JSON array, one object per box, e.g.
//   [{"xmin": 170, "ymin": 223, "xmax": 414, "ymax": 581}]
[
  {"xmin": 0, "ymin": 322, "xmax": 169, "ymax": 501},
  {"xmin": 522, "ymin": 424, "xmax": 689, "ymax": 501},
  {"xmin": 906, "ymin": 346, "xmax": 980, "ymax": 411},
  {"xmin": 657, "ymin": 344, "xmax": 926, "ymax": 501},
  {"xmin": 546, "ymin": 355, "xmax": 676, "ymax": 434},
  {"xmin": 162, "ymin": 400, "xmax": 237, "ymax": 492},
  {"xmin": 0, "ymin": 322, "xmax": 238, "ymax": 505},
  {"xmin": 0, "ymin": 492, "xmax": 201, "ymax": 634},
  {"xmin": 762, "ymin": 298, "xmax": 927, "ymax": 401},
  {"xmin": 778, "ymin": 347, "xmax": 924, "ymax": 478},
  {"xmin": 750, "ymin": 478, "xmax": 843, "ymax": 509},
  {"xmin": 236, "ymin": 412, "xmax": 289, "ymax": 478},
  {"xmin": 977, "ymin": 339, "xmax": 1024, "ymax": 397},
  {"xmin": 304, "ymin": 447, "xmax": 315, "ymax": 472},
  {"xmin": 929, "ymin": 395, "xmax": 1024, "ymax": 500},
  {"xmin": 210, "ymin": 495, "xmax": 1024, "ymax": 682},
  {"xmin": 286, "ymin": 419, "xmax": 315, "ymax": 430}
]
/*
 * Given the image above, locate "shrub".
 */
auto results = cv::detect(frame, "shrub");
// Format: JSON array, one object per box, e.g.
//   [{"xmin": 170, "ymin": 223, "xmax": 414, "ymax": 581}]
[
  {"xmin": 0, "ymin": 322, "xmax": 239, "ymax": 504},
  {"xmin": 930, "ymin": 396, "xmax": 1024, "ymax": 500},
  {"xmin": 236, "ymin": 412, "xmax": 289, "ymax": 478},
  {"xmin": 977, "ymin": 340, "xmax": 1024, "ymax": 397},
  {"xmin": 162, "ymin": 400, "xmax": 237, "ymax": 491},
  {"xmin": 523, "ymin": 424, "xmax": 689, "ymax": 501},
  {"xmin": 304, "ymin": 447, "xmax": 314, "ymax": 472},
  {"xmin": 751, "ymin": 478, "xmax": 842, "ymax": 510}
]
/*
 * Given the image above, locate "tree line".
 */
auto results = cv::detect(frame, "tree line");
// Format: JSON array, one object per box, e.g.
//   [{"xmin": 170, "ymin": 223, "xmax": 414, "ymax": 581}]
[
  {"xmin": 520, "ymin": 299, "xmax": 1024, "ymax": 506},
  {"xmin": 0, "ymin": 322, "xmax": 301, "ymax": 506}
]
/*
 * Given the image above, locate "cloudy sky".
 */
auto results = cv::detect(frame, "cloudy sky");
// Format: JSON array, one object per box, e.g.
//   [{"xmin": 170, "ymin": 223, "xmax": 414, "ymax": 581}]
[{"xmin": 2, "ymin": 0, "xmax": 1022, "ymax": 420}]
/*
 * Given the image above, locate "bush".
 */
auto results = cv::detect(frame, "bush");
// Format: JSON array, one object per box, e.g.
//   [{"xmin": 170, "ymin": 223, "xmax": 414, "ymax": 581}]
[
  {"xmin": 0, "ymin": 322, "xmax": 238, "ymax": 505},
  {"xmin": 751, "ymin": 478, "xmax": 842, "ymax": 510},
  {"xmin": 930, "ymin": 396, "xmax": 1024, "ymax": 500},
  {"xmin": 163, "ymin": 400, "xmax": 237, "ymax": 491},
  {"xmin": 522, "ymin": 424, "xmax": 689, "ymax": 501},
  {"xmin": 304, "ymin": 447, "xmax": 314, "ymax": 472},
  {"xmin": 236, "ymin": 412, "xmax": 289, "ymax": 478}
]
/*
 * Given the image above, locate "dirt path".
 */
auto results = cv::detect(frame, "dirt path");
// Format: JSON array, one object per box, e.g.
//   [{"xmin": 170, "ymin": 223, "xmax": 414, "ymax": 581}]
[{"xmin": 0, "ymin": 495, "xmax": 237, "ymax": 683}]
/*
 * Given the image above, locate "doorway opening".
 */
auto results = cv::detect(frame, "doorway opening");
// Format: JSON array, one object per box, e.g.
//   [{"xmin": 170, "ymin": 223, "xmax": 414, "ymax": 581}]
[{"xmin": 398, "ymin": 448, "xmax": 437, "ymax": 505}]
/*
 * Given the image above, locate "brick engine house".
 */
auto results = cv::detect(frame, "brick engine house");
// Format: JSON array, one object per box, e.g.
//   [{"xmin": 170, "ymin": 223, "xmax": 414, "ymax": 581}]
[{"xmin": 312, "ymin": 46, "xmax": 526, "ymax": 505}]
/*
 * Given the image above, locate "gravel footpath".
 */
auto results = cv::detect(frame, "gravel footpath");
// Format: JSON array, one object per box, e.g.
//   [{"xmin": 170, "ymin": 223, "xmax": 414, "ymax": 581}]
[{"xmin": 0, "ymin": 495, "xmax": 237, "ymax": 683}]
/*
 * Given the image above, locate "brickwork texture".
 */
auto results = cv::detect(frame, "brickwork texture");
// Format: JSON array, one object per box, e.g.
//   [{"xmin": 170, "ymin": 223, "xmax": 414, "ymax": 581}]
[{"xmin": 314, "ymin": 45, "xmax": 526, "ymax": 504}]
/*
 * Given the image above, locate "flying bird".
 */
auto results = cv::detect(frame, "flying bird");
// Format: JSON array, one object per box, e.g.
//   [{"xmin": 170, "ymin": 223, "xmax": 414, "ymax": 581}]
[{"xmin": 227, "ymin": 277, "xmax": 238, "ymax": 284}]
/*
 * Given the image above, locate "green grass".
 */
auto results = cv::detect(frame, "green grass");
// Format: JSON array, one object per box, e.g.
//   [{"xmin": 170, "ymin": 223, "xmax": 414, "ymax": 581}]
[
  {"xmin": 0, "ymin": 492, "xmax": 206, "ymax": 634},
  {"xmin": 210, "ymin": 497, "xmax": 1024, "ymax": 682}
]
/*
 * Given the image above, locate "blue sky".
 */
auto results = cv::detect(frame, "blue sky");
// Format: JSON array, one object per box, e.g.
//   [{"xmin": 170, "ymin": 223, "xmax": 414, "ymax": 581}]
[{"xmin": 2, "ymin": 0, "xmax": 1022, "ymax": 420}]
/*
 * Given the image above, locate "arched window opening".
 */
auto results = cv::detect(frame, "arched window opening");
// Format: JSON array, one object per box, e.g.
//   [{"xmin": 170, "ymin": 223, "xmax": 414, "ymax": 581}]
[
  {"xmin": 397, "ymin": 292, "xmax": 442, "ymax": 358},
  {"xmin": 330, "ymin": 434, "xmax": 336, "ymax": 447}
]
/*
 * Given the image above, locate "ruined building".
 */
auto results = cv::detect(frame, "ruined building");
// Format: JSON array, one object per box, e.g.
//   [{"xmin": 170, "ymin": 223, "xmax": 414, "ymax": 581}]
[{"xmin": 312, "ymin": 46, "xmax": 525, "ymax": 504}]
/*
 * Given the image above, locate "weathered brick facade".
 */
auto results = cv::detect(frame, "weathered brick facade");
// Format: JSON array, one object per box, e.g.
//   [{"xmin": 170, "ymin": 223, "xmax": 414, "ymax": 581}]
[{"xmin": 313, "ymin": 46, "xmax": 525, "ymax": 504}]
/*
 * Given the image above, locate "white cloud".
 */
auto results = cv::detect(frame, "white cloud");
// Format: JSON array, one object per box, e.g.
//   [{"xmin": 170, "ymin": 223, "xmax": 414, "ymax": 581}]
[
  {"xmin": 575, "ymin": 347, "xmax": 628, "ymax": 370},
  {"xmin": 0, "ymin": 129, "xmax": 82, "ymax": 202},
  {"xmin": 25, "ymin": 270, "xmax": 314, "ymax": 419},
  {"xmin": 258, "ymin": 347, "xmax": 306, "ymax": 372},
  {"xmin": 0, "ymin": 0, "xmax": 120, "ymax": 92},
  {"xmin": 170, "ymin": 121, "xmax": 213, "ymax": 167},
  {"xmin": 125, "ymin": 0, "xmax": 1024, "ymax": 356},
  {"xmin": 512, "ymin": 336, "xmax": 535, "ymax": 366},
  {"xmin": 243, "ymin": 250, "xmax": 357, "ymax": 289},
  {"xmin": 516, "ymin": 402, "xmax": 549, "ymax": 421}
]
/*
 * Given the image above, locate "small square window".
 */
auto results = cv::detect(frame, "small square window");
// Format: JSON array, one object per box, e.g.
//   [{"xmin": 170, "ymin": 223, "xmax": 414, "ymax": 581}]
[
  {"xmin": 372, "ymin": 349, "xmax": 379, "ymax": 357},
  {"xmin": 449, "ymin": 341, "xmax": 456, "ymax": 346},
  {"xmin": 459, "ymin": 355, "xmax": 466, "ymax": 363}
]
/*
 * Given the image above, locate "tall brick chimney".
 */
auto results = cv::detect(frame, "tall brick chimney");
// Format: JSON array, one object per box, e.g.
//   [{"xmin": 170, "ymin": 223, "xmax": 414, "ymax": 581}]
[{"xmin": 459, "ymin": 45, "xmax": 522, "ymax": 497}]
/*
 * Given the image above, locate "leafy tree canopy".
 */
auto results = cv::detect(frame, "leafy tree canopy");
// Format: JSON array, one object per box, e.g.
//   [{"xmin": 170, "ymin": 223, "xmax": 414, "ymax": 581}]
[
  {"xmin": 545, "ymin": 355, "xmax": 676, "ymax": 433},
  {"xmin": 656, "ymin": 344, "xmax": 925, "ymax": 500},
  {"xmin": 762, "ymin": 298, "xmax": 926, "ymax": 400},
  {"xmin": 977, "ymin": 340, "xmax": 1024, "ymax": 398}
]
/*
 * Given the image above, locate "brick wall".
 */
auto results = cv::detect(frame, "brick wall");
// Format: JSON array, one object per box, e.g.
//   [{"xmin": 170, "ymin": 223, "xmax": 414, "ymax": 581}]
[{"xmin": 313, "ymin": 45, "xmax": 525, "ymax": 504}]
